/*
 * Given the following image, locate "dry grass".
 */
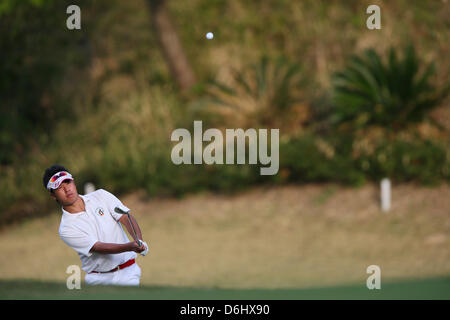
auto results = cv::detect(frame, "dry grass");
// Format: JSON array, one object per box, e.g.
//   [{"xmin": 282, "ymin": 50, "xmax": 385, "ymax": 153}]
[{"xmin": 0, "ymin": 183, "xmax": 449, "ymax": 289}]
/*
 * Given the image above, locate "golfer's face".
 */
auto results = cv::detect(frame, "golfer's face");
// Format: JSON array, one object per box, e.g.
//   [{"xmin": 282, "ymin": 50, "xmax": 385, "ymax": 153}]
[{"xmin": 52, "ymin": 179, "xmax": 78, "ymax": 205}]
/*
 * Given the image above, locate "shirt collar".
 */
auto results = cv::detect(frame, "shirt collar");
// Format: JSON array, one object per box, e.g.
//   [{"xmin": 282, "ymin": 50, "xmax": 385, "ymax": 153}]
[{"xmin": 61, "ymin": 194, "xmax": 89, "ymax": 216}]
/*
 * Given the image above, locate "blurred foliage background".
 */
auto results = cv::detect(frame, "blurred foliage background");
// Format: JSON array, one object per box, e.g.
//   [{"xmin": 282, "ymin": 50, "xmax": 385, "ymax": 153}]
[{"xmin": 0, "ymin": 0, "xmax": 448, "ymax": 225}]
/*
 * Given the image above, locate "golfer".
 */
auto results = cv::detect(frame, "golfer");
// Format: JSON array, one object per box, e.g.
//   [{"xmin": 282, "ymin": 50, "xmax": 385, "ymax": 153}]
[{"xmin": 43, "ymin": 164, "xmax": 149, "ymax": 286}]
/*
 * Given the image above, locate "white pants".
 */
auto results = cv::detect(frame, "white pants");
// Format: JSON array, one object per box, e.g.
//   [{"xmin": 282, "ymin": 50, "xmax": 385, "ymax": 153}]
[{"xmin": 85, "ymin": 263, "xmax": 141, "ymax": 286}]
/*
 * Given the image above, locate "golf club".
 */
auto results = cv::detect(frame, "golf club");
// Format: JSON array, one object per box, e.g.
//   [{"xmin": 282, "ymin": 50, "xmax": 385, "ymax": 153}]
[{"xmin": 114, "ymin": 207, "xmax": 142, "ymax": 247}]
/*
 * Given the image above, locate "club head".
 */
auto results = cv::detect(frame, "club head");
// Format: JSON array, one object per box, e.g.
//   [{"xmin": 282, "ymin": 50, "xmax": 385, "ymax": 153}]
[{"xmin": 114, "ymin": 207, "xmax": 130, "ymax": 215}]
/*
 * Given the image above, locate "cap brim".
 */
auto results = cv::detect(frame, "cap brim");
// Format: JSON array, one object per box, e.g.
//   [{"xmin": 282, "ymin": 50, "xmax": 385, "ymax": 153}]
[{"xmin": 47, "ymin": 172, "xmax": 74, "ymax": 190}]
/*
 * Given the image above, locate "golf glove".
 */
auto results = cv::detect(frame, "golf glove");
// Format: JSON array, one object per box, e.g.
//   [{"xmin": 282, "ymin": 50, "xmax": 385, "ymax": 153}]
[{"xmin": 140, "ymin": 241, "xmax": 149, "ymax": 256}]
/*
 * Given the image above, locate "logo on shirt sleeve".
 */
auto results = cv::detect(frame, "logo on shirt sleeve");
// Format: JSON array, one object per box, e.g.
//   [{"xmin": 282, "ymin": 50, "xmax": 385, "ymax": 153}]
[{"xmin": 96, "ymin": 207, "xmax": 105, "ymax": 216}]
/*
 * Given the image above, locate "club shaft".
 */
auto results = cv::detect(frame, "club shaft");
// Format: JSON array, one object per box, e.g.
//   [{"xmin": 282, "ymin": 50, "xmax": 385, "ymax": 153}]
[{"xmin": 126, "ymin": 213, "xmax": 141, "ymax": 245}]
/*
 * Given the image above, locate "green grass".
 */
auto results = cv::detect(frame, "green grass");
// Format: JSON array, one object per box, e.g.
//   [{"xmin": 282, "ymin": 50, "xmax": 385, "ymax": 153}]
[{"xmin": 1, "ymin": 276, "xmax": 449, "ymax": 300}]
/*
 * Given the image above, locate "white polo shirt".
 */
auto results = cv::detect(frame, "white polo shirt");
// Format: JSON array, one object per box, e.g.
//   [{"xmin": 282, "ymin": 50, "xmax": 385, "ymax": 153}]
[{"xmin": 58, "ymin": 189, "xmax": 136, "ymax": 273}]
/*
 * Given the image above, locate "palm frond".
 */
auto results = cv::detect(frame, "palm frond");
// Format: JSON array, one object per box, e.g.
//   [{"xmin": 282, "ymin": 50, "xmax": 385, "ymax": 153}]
[
  {"xmin": 203, "ymin": 56, "xmax": 307, "ymax": 129},
  {"xmin": 332, "ymin": 45, "xmax": 445, "ymax": 130}
]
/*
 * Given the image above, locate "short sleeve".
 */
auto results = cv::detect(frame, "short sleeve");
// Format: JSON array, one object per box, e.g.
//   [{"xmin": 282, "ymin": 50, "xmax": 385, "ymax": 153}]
[
  {"xmin": 59, "ymin": 226, "xmax": 98, "ymax": 257},
  {"xmin": 97, "ymin": 189, "xmax": 131, "ymax": 221}
]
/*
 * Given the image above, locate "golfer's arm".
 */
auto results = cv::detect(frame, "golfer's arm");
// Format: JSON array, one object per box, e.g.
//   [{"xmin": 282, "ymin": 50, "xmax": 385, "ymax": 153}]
[
  {"xmin": 90, "ymin": 241, "xmax": 133, "ymax": 254},
  {"xmin": 119, "ymin": 214, "xmax": 143, "ymax": 241}
]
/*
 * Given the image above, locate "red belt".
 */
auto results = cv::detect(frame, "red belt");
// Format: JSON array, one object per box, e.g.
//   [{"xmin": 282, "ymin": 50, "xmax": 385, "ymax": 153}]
[{"xmin": 90, "ymin": 259, "xmax": 135, "ymax": 274}]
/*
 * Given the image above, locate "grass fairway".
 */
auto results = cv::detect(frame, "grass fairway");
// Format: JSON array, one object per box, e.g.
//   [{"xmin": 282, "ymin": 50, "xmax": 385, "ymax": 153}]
[
  {"xmin": 1, "ymin": 184, "xmax": 449, "ymax": 296},
  {"xmin": 1, "ymin": 276, "xmax": 450, "ymax": 300}
]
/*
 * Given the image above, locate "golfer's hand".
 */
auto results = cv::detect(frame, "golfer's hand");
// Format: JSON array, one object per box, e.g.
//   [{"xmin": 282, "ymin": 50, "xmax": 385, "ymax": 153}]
[{"xmin": 130, "ymin": 240, "xmax": 146, "ymax": 253}]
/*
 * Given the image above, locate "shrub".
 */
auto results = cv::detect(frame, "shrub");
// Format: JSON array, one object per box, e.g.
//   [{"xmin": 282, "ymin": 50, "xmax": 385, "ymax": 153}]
[
  {"xmin": 332, "ymin": 45, "xmax": 448, "ymax": 131},
  {"xmin": 194, "ymin": 56, "xmax": 309, "ymax": 132},
  {"xmin": 360, "ymin": 138, "xmax": 450, "ymax": 185},
  {"xmin": 279, "ymin": 133, "xmax": 449, "ymax": 186},
  {"xmin": 279, "ymin": 134, "xmax": 365, "ymax": 186}
]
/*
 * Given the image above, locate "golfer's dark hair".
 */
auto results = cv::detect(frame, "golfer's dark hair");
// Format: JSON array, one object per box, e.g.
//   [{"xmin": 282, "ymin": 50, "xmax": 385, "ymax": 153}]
[{"xmin": 43, "ymin": 164, "xmax": 69, "ymax": 191}]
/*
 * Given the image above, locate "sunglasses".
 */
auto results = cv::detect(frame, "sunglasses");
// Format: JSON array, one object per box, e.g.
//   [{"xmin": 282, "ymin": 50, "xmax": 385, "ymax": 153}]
[{"xmin": 49, "ymin": 171, "xmax": 68, "ymax": 183}]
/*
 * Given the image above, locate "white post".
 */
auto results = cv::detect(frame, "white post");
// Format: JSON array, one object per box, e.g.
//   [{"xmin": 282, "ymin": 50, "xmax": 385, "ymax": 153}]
[
  {"xmin": 84, "ymin": 182, "xmax": 95, "ymax": 194},
  {"xmin": 380, "ymin": 178, "xmax": 391, "ymax": 212}
]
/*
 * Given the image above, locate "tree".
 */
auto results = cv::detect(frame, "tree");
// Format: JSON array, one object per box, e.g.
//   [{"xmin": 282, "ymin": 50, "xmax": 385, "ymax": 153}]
[{"xmin": 146, "ymin": 0, "xmax": 196, "ymax": 92}]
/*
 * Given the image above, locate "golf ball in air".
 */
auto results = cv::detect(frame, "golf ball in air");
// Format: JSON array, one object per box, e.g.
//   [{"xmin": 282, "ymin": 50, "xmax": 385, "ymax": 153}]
[{"xmin": 206, "ymin": 32, "xmax": 214, "ymax": 40}]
